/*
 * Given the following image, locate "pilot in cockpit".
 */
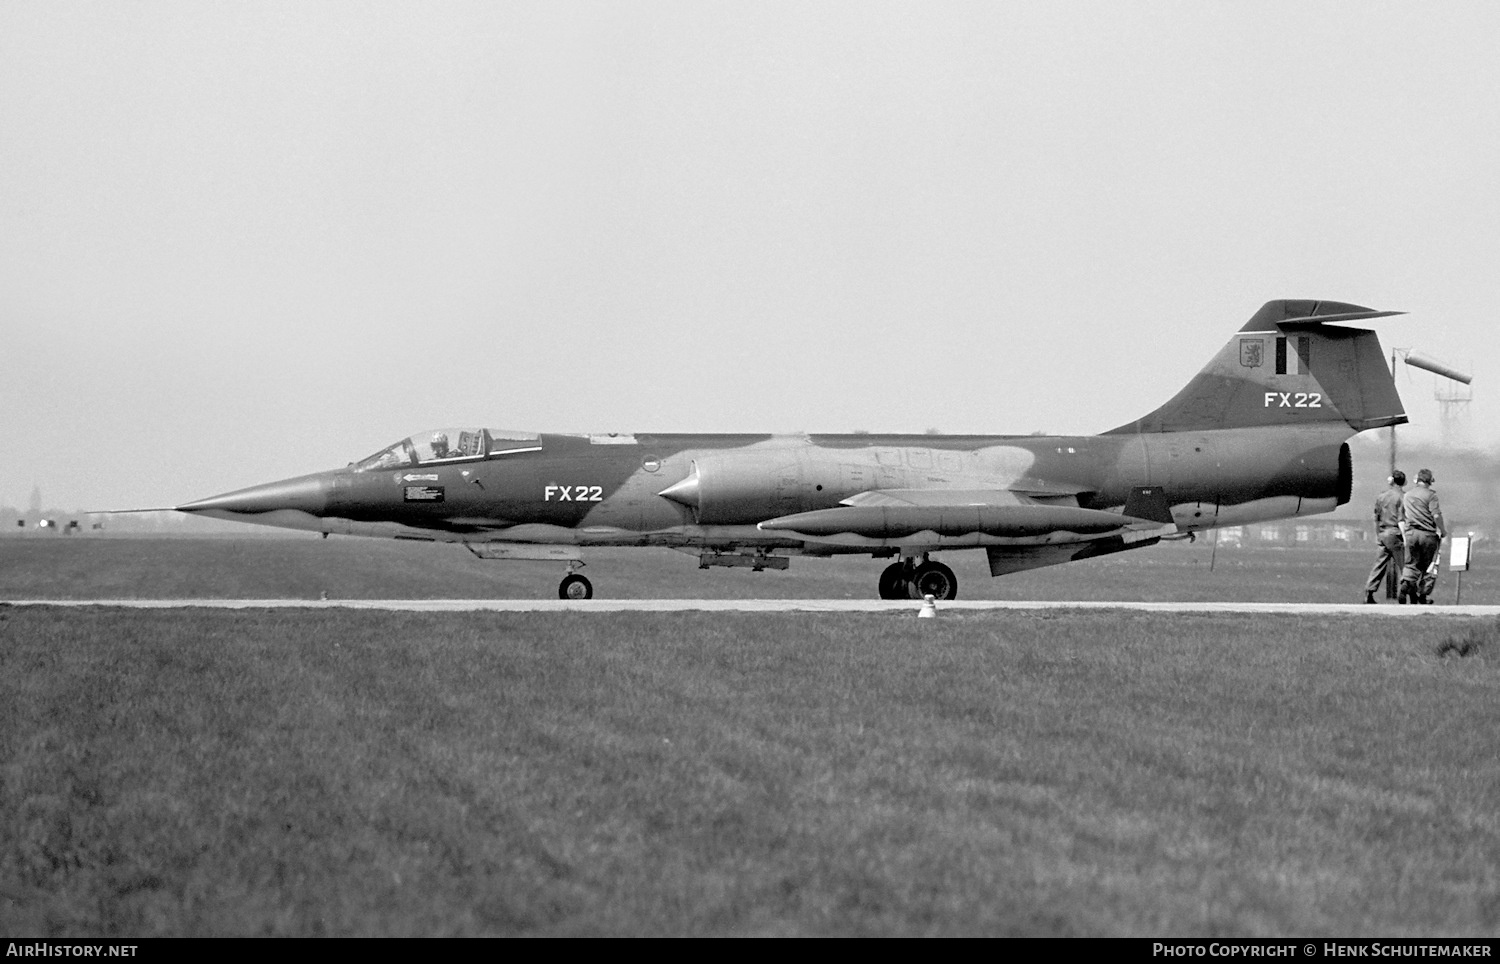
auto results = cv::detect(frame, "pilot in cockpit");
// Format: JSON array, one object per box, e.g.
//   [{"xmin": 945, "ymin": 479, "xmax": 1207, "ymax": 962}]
[{"xmin": 430, "ymin": 432, "xmax": 450, "ymax": 460}]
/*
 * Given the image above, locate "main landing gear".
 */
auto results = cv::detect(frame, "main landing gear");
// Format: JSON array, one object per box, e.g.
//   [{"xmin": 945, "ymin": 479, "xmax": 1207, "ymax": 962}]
[
  {"xmin": 558, "ymin": 561, "xmax": 593, "ymax": 600},
  {"xmin": 878, "ymin": 555, "xmax": 958, "ymax": 600}
]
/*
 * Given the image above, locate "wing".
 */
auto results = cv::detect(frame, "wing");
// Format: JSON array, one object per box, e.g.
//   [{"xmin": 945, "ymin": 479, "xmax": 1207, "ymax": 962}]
[
  {"xmin": 757, "ymin": 487, "xmax": 1177, "ymax": 576},
  {"xmin": 758, "ymin": 488, "xmax": 1173, "ymax": 545},
  {"xmin": 836, "ymin": 487, "xmax": 1084, "ymax": 508}
]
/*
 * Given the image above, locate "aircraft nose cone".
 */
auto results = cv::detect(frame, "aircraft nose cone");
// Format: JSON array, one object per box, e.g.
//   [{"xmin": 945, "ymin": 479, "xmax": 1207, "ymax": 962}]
[{"xmin": 176, "ymin": 474, "xmax": 330, "ymax": 515}]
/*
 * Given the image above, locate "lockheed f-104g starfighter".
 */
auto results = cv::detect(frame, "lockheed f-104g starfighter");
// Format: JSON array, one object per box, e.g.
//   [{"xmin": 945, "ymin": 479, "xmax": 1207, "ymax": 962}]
[{"xmin": 175, "ymin": 300, "xmax": 1408, "ymax": 599}]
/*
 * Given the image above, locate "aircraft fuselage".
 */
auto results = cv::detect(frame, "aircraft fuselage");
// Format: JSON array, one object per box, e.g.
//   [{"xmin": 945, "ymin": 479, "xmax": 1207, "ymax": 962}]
[
  {"xmin": 174, "ymin": 299, "xmax": 1406, "ymax": 599},
  {"xmin": 186, "ymin": 424, "xmax": 1351, "ymax": 549}
]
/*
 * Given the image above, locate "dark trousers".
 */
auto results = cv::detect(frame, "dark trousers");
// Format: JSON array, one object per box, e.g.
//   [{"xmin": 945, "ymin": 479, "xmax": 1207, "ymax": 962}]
[
  {"xmin": 1401, "ymin": 530, "xmax": 1440, "ymax": 600},
  {"xmin": 1365, "ymin": 529, "xmax": 1405, "ymax": 595}
]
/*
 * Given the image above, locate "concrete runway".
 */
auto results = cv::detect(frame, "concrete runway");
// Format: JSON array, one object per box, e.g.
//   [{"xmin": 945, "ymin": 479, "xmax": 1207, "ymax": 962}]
[{"xmin": 6, "ymin": 598, "xmax": 1500, "ymax": 615}]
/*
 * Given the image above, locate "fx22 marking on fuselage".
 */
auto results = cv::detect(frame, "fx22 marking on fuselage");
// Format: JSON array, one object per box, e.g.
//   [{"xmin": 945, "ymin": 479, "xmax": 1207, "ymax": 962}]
[
  {"xmin": 544, "ymin": 485, "xmax": 604, "ymax": 502},
  {"xmin": 169, "ymin": 299, "xmax": 1410, "ymax": 602},
  {"xmin": 1264, "ymin": 392, "xmax": 1322, "ymax": 408}
]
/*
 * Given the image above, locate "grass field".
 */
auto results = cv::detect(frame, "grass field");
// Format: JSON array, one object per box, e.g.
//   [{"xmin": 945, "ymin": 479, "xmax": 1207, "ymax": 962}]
[
  {"xmin": 2, "ymin": 538, "xmax": 1498, "ymax": 936},
  {"xmin": 3, "ymin": 605, "xmax": 1499, "ymax": 936}
]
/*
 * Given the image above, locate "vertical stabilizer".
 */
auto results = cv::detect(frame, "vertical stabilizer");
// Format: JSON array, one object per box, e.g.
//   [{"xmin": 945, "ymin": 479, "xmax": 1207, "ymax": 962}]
[{"xmin": 1105, "ymin": 300, "xmax": 1407, "ymax": 435}]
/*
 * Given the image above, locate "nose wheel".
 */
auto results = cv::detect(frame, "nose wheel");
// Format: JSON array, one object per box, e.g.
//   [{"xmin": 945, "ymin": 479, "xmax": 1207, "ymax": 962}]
[{"xmin": 559, "ymin": 573, "xmax": 593, "ymax": 600}]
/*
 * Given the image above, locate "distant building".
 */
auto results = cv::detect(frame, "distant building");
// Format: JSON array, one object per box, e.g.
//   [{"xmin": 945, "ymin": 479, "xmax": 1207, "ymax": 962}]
[{"xmin": 1212, "ymin": 520, "xmax": 1374, "ymax": 548}]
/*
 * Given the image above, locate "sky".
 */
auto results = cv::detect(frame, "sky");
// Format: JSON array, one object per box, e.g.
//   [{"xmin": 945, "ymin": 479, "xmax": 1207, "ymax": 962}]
[{"xmin": 3, "ymin": 1, "xmax": 1498, "ymax": 511}]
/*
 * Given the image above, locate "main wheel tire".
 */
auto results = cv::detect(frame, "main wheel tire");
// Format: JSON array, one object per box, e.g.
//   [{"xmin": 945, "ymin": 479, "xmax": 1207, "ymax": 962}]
[
  {"xmin": 909, "ymin": 561, "xmax": 958, "ymax": 601},
  {"xmin": 559, "ymin": 573, "xmax": 593, "ymax": 600},
  {"xmin": 878, "ymin": 562, "xmax": 909, "ymax": 600}
]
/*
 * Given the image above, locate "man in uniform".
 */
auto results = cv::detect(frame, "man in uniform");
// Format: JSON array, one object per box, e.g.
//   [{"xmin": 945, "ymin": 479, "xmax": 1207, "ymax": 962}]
[
  {"xmin": 1364, "ymin": 470, "xmax": 1406, "ymax": 604},
  {"xmin": 1399, "ymin": 468, "xmax": 1446, "ymax": 605}
]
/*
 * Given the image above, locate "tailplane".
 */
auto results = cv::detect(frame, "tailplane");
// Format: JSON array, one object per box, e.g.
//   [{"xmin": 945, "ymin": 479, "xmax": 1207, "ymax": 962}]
[{"xmin": 1105, "ymin": 300, "xmax": 1407, "ymax": 435}]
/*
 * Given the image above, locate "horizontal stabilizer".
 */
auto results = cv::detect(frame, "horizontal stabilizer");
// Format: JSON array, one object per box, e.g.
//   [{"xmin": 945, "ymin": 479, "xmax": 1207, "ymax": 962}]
[
  {"xmin": 1273, "ymin": 312, "xmax": 1404, "ymax": 329},
  {"xmin": 1238, "ymin": 300, "xmax": 1404, "ymax": 332}
]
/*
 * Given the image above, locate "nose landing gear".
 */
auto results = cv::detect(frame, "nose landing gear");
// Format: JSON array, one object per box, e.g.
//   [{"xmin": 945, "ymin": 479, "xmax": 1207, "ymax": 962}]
[
  {"xmin": 558, "ymin": 561, "xmax": 592, "ymax": 600},
  {"xmin": 877, "ymin": 555, "xmax": 958, "ymax": 600}
]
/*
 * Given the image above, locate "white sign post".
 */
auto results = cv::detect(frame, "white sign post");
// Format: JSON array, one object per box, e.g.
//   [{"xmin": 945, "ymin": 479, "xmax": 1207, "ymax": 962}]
[{"xmin": 1448, "ymin": 535, "xmax": 1473, "ymax": 604}]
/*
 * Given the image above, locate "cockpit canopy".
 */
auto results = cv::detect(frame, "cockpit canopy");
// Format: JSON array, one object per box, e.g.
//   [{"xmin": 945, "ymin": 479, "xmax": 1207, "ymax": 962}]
[{"xmin": 355, "ymin": 429, "xmax": 541, "ymax": 471}]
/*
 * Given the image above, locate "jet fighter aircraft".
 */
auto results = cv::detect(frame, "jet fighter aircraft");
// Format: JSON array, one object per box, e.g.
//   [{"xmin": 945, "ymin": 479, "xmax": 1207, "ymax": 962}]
[{"xmin": 177, "ymin": 300, "xmax": 1407, "ymax": 599}]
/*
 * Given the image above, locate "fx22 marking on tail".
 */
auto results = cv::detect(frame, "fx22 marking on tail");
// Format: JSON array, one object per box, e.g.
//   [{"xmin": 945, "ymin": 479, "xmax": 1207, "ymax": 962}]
[{"xmin": 1264, "ymin": 392, "xmax": 1323, "ymax": 408}]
